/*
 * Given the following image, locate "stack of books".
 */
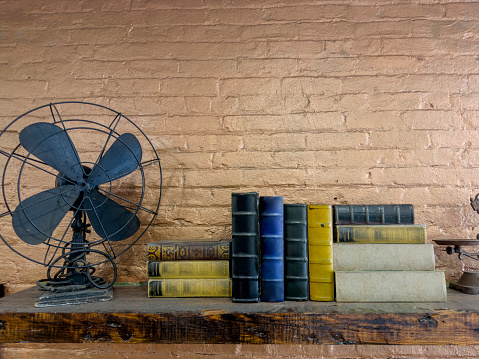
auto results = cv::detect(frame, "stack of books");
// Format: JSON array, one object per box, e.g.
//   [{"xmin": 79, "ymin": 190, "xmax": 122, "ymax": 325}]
[
  {"xmin": 148, "ymin": 196, "xmax": 446, "ymax": 303},
  {"xmin": 146, "ymin": 239, "xmax": 232, "ymax": 297},
  {"xmin": 332, "ymin": 204, "xmax": 446, "ymax": 302}
]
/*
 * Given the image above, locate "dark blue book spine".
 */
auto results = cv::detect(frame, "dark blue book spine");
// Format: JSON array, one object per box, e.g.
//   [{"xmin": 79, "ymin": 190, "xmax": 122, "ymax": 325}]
[
  {"xmin": 260, "ymin": 196, "xmax": 284, "ymax": 302},
  {"xmin": 231, "ymin": 192, "xmax": 260, "ymax": 303},
  {"xmin": 333, "ymin": 204, "xmax": 414, "ymax": 225}
]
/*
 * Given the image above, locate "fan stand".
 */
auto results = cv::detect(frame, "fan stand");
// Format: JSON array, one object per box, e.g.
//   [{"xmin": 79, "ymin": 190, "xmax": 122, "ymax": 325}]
[
  {"xmin": 35, "ymin": 282, "xmax": 113, "ymax": 308},
  {"xmin": 35, "ymin": 211, "xmax": 114, "ymax": 308},
  {"xmin": 433, "ymin": 240, "xmax": 479, "ymax": 295},
  {"xmin": 449, "ymin": 271, "xmax": 479, "ymax": 295}
]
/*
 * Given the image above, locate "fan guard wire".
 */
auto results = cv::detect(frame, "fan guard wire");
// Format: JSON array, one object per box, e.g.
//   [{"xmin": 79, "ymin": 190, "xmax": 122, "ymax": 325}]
[{"xmin": 0, "ymin": 101, "xmax": 162, "ymax": 290}]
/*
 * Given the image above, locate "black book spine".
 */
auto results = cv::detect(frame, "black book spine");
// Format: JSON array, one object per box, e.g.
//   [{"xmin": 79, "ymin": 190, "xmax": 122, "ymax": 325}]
[
  {"xmin": 284, "ymin": 204, "xmax": 309, "ymax": 301},
  {"xmin": 231, "ymin": 192, "xmax": 260, "ymax": 302},
  {"xmin": 333, "ymin": 204, "xmax": 414, "ymax": 225}
]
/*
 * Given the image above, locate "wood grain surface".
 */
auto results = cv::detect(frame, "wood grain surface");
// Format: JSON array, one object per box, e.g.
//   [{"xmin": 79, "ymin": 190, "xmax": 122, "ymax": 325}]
[{"xmin": 1, "ymin": 285, "xmax": 478, "ymax": 345}]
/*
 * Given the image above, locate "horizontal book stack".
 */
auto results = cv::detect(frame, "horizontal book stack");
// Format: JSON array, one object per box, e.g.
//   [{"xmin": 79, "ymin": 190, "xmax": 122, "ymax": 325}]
[
  {"xmin": 333, "ymin": 204, "xmax": 446, "ymax": 302},
  {"xmin": 146, "ymin": 239, "xmax": 232, "ymax": 298}
]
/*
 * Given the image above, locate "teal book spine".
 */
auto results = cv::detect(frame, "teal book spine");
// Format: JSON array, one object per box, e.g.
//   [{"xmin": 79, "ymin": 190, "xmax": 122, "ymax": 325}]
[
  {"xmin": 333, "ymin": 204, "xmax": 414, "ymax": 225},
  {"xmin": 284, "ymin": 204, "xmax": 308, "ymax": 301}
]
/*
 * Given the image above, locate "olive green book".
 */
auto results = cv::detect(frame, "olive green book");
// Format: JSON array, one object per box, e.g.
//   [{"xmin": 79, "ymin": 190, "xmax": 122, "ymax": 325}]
[
  {"xmin": 147, "ymin": 260, "xmax": 230, "ymax": 279},
  {"xmin": 148, "ymin": 278, "xmax": 232, "ymax": 298},
  {"xmin": 334, "ymin": 224, "xmax": 426, "ymax": 244}
]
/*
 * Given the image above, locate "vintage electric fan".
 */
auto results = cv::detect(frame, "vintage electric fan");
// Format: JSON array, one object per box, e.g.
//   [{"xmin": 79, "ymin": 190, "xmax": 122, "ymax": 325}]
[{"xmin": 0, "ymin": 102, "xmax": 161, "ymax": 306}]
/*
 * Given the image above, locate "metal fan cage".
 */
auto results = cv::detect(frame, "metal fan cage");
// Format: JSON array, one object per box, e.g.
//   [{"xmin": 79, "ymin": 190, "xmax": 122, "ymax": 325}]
[{"xmin": 0, "ymin": 102, "xmax": 162, "ymax": 283}]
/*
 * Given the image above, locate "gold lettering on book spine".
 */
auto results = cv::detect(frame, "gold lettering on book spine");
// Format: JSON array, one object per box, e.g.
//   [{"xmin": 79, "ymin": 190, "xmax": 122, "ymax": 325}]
[
  {"xmin": 218, "ymin": 244, "xmax": 230, "ymax": 259},
  {"xmin": 147, "ymin": 242, "xmax": 231, "ymax": 261}
]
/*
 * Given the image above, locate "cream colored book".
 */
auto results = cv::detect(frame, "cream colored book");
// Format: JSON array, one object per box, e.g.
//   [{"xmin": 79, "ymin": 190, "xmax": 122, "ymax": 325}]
[
  {"xmin": 335, "ymin": 271, "xmax": 447, "ymax": 302},
  {"xmin": 333, "ymin": 243, "xmax": 435, "ymax": 271}
]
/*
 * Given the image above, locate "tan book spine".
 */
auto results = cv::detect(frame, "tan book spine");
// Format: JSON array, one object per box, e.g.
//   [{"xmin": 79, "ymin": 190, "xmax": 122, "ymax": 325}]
[
  {"xmin": 335, "ymin": 271, "xmax": 447, "ymax": 302},
  {"xmin": 333, "ymin": 243, "xmax": 435, "ymax": 271}
]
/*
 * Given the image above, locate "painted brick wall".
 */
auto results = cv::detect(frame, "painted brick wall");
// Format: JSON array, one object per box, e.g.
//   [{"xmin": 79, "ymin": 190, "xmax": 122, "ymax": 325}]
[{"xmin": 1, "ymin": 0, "xmax": 479, "ymax": 357}]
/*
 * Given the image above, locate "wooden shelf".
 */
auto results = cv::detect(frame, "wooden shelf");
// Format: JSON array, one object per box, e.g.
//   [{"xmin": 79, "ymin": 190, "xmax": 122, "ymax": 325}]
[{"xmin": 0, "ymin": 284, "xmax": 478, "ymax": 345}]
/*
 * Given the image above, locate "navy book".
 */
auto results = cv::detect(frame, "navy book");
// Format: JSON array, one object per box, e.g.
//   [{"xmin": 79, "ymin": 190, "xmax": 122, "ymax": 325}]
[
  {"xmin": 260, "ymin": 196, "xmax": 284, "ymax": 302},
  {"xmin": 284, "ymin": 203, "xmax": 309, "ymax": 301},
  {"xmin": 231, "ymin": 192, "xmax": 260, "ymax": 303}
]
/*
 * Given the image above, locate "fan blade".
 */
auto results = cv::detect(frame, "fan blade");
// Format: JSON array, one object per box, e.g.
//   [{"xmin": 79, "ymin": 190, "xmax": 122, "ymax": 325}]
[
  {"xmin": 12, "ymin": 185, "xmax": 81, "ymax": 245},
  {"xmin": 89, "ymin": 133, "xmax": 142, "ymax": 186},
  {"xmin": 19, "ymin": 122, "xmax": 83, "ymax": 181},
  {"xmin": 84, "ymin": 190, "xmax": 140, "ymax": 242}
]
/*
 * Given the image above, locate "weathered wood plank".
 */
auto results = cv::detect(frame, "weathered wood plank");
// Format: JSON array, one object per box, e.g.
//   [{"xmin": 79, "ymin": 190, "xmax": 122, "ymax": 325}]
[{"xmin": 1, "ymin": 285, "xmax": 478, "ymax": 345}]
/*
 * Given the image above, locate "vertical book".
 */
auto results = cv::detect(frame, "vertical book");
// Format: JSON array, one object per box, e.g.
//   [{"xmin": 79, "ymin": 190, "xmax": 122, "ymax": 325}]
[
  {"xmin": 284, "ymin": 203, "xmax": 309, "ymax": 301},
  {"xmin": 231, "ymin": 192, "xmax": 260, "ymax": 303},
  {"xmin": 308, "ymin": 205, "xmax": 334, "ymax": 301},
  {"xmin": 260, "ymin": 196, "xmax": 284, "ymax": 302}
]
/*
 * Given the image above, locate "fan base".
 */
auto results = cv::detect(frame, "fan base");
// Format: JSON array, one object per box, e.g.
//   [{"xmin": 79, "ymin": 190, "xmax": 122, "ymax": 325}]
[
  {"xmin": 35, "ymin": 286, "xmax": 113, "ymax": 307},
  {"xmin": 449, "ymin": 271, "xmax": 479, "ymax": 295}
]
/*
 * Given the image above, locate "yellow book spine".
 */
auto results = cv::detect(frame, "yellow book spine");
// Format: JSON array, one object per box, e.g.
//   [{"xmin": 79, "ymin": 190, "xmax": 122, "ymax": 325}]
[
  {"xmin": 308, "ymin": 205, "xmax": 334, "ymax": 301},
  {"xmin": 147, "ymin": 260, "xmax": 230, "ymax": 279},
  {"xmin": 148, "ymin": 279, "xmax": 232, "ymax": 297},
  {"xmin": 335, "ymin": 225, "xmax": 426, "ymax": 244}
]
